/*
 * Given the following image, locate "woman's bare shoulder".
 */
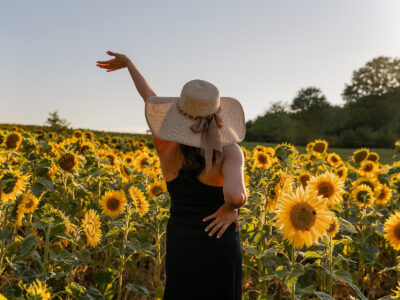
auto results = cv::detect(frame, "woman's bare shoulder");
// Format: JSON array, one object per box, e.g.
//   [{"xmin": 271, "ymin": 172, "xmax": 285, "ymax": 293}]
[{"xmin": 222, "ymin": 143, "xmax": 245, "ymax": 162}]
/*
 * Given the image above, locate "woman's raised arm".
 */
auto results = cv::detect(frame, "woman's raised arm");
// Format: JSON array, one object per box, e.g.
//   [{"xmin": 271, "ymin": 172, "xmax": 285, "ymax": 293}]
[
  {"xmin": 96, "ymin": 51, "xmax": 175, "ymax": 151},
  {"xmin": 96, "ymin": 51, "xmax": 156, "ymax": 101}
]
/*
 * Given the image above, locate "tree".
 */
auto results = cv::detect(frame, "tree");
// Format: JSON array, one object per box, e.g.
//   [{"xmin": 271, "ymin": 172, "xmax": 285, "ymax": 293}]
[
  {"xmin": 45, "ymin": 111, "xmax": 71, "ymax": 130},
  {"xmin": 290, "ymin": 87, "xmax": 329, "ymax": 114},
  {"xmin": 342, "ymin": 56, "xmax": 400, "ymax": 103}
]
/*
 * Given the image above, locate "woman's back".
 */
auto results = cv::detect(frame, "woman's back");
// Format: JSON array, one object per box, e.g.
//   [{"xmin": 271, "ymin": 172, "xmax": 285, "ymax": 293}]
[{"xmin": 163, "ymin": 149, "xmax": 243, "ymax": 300}]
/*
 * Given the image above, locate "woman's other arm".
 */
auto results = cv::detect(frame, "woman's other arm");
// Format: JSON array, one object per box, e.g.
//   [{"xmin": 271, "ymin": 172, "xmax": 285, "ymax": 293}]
[{"xmin": 221, "ymin": 143, "xmax": 248, "ymax": 210}]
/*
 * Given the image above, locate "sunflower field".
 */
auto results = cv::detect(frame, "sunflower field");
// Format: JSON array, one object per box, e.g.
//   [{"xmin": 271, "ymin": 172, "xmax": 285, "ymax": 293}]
[{"xmin": 0, "ymin": 125, "xmax": 400, "ymax": 300}]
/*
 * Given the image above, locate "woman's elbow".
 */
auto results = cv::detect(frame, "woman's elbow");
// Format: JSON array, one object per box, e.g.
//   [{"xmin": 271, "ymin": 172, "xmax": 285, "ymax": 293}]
[{"xmin": 224, "ymin": 191, "xmax": 247, "ymax": 208}]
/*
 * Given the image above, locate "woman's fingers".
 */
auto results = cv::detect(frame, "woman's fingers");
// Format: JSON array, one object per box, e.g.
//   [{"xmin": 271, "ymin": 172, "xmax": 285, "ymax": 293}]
[
  {"xmin": 208, "ymin": 221, "xmax": 224, "ymax": 237},
  {"xmin": 205, "ymin": 218, "xmax": 219, "ymax": 232},
  {"xmin": 216, "ymin": 224, "xmax": 230, "ymax": 238},
  {"xmin": 203, "ymin": 213, "xmax": 216, "ymax": 222}
]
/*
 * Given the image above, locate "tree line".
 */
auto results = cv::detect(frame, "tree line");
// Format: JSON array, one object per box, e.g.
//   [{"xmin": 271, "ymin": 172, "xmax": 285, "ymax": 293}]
[{"xmin": 245, "ymin": 56, "xmax": 400, "ymax": 148}]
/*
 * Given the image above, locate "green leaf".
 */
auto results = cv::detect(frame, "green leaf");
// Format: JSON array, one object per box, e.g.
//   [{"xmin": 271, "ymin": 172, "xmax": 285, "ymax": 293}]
[
  {"xmin": 338, "ymin": 217, "xmax": 357, "ymax": 233},
  {"xmin": 73, "ymin": 248, "xmax": 91, "ymax": 265},
  {"xmin": 0, "ymin": 227, "xmax": 13, "ymax": 242},
  {"xmin": 20, "ymin": 235, "xmax": 39, "ymax": 257},
  {"xmin": 37, "ymin": 177, "xmax": 54, "ymax": 191},
  {"xmin": 284, "ymin": 263, "xmax": 305, "ymax": 288},
  {"xmin": 331, "ymin": 270, "xmax": 367, "ymax": 300},
  {"xmin": 125, "ymin": 280, "xmax": 149, "ymax": 295}
]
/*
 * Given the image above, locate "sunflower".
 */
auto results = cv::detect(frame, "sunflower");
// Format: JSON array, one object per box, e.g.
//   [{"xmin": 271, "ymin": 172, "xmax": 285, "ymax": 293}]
[
  {"xmin": 267, "ymin": 173, "xmax": 293, "ymax": 211},
  {"xmin": 274, "ymin": 185, "xmax": 331, "ymax": 248},
  {"xmin": 0, "ymin": 170, "xmax": 30, "ymax": 203},
  {"xmin": 307, "ymin": 172, "xmax": 344, "ymax": 208},
  {"xmin": 58, "ymin": 152, "xmax": 78, "ymax": 171},
  {"xmin": 82, "ymin": 209, "xmax": 102, "ymax": 247},
  {"xmin": 84, "ymin": 131, "xmax": 94, "ymax": 141},
  {"xmin": 253, "ymin": 151, "xmax": 272, "ymax": 169},
  {"xmin": 24, "ymin": 279, "xmax": 51, "ymax": 300},
  {"xmin": 16, "ymin": 192, "xmax": 40, "ymax": 226},
  {"xmin": 264, "ymin": 147, "xmax": 275, "ymax": 157},
  {"xmin": 353, "ymin": 148, "xmax": 369, "ymax": 164},
  {"xmin": 306, "ymin": 142, "xmax": 315, "ymax": 153},
  {"xmin": 124, "ymin": 154, "xmax": 135, "ymax": 166},
  {"xmin": 79, "ymin": 142, "xmax": 94, "ymax": 155},
  {"xmin": 147, "ymin": 181, "xmax": 167, "ymax": 197},
  {"xmin": 335, "ymin": 166, "xmax": 348, "ymax": 181},
  {"xmin": 326, "ymin": 213, "xmax": 339, "ymax": 237},
  {"xmin": 5, "ymin": 132, "xmax": 22, "ymax": 149},
  {"xmin": 353, "ymin": 176, "xmax": 380, "ymax": 192},
  {"xmin": 134, "ymin": 152, "xmax": 152, "ymax": 172},
  {"xmin": 72, "ymin": 130, "xmax": 83, "ymax": 139},
  {"xmin": 367, "ymin": 152, "xmax": 379, "ymax": 162},
  {"xmin": 350, "ymin": 184, "xmax": 374, "ymax": 207},
  {"xmin": 253, "ymin": 145, "xmax": 266, "ymax": 153},
  {"xmin": 298, "ymin": 172, "xmax": 311, "ymax": 189},
  {"xmin": 374, "ymin": 184, "xmax": 392, "ymax": 205},
  {"xmin": 312, "ymin": 139, "xmax": 328, "ymax": 153},
  {"xmin": 396, "ymin": 141, "xmax": 400, "ymax": 153},
  {"xmin": 384, "ymin": 211, "xmax": 400, "ymax": 250},
  {"xmin": 358, "ymin": 160, "xmax": 378, "ymax": 177},
  {"xmin": 99, "ymin": 190, "xmax": 127, "ymax": 217},
  {"xmin": 326, "ymin": 153, "xmax": 342, "ymax": 168},
  {"xmin": 128, "ymin": 186, "xmax": 150, "ymax": 216}
]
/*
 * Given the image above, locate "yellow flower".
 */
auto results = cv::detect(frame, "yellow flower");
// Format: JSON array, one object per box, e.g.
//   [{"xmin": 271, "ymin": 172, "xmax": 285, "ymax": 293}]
[
  {"xmin": 326, "ymin": 213, "xmax": 339, "ymax": 238},
  {"xmin": 306, "ymin": 142, "xmax": 315, "ymax": 153},
  {"xmin": 312, "ymin": 139, "xmax": 328, "ymax": 153},
  {"xmin": 5, "ymin": 132, "xmax": 22, "ymax": 149},
  {"xmin": 335, "ymin": 166, "xmax": 348, "ymax": 181},
  {"xmin": 350, "ymin": 184, "xmax": 374, "ymax": 207},
  {"xmin": 307, "ymin": 172, "xmax": 344, "ymax": 208},
  {"xmin": 374, "ymin": 184, "xmax": 392, "ymax": 205},
  {"xmin": 298, "ymin": 172, "xmax": 311, "ymax": 189},
  {"xmin": 72, "ymin": 129, "xmax": 83, "ymax": 139},
  {"xmin": 0, "ymin": 170, "xmax": 30, "ymax": 204},
  {"xmin": 326, "ymin": 153, "xmax": 342, "ymax": 168},
  {"xmin": 99, "ymin": 190, "xmax": 127, "ymax": 217},
  {"xmin": 353, "ymin": 176, "xmax": 380, "ymax": 193},
  {"xmin": 367, "ymin": 152, "xmax": 379, "ymax": 162},
  {"xmin": 353, "ymin": 148, "xmax": 369, "ymax": 164},
  {"xmin": 82, "ymin": 209, "xmax": 102, "ymax": 247},
  {"xmin": 384, "ymin": 211, "xmax": 400, "ymax": 250},
  {"xmin": 267, "ymin": 173, "xmax": 293, "ymax": 211},
  {"xmin": 358, "ymin": 160, "xmax": 377, "ymax": 177},
  {"xmin": 58, "ymin": 152, "xmax": 78, "ymax": 171},
  {"xmin": 128, "ymin": 186, "xmax": 149, "ymax": 216},
  {"xmin": 274, "ymin": 185, "xmax": 331, "ymax": 248},
  {"xmin": 252, "ymin": 151, "xmax": 272, "ymax": 169},
  {"xmin": 15, "ymin": 192, "xmax": 40, "ymax": 227},
  {"xmin": 134, "ymin": 152, "xmax": 153, "ymax": 172},
  {"xmin": 25, "ymin": 279, "xmax": 51, "ymax": 300},
  {"xmin": 147, "ymin": 181, "xmax": 167, "ymax": 197}
]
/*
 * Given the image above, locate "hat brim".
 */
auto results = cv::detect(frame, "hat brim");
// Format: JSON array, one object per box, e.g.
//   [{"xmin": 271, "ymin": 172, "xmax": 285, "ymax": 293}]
[{"xmin": 144, "ymin": 96, "xmax": 246, "ymax": 147}]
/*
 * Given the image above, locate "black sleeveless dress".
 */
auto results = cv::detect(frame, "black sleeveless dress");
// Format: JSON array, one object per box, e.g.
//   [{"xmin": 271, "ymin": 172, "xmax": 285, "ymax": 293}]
[{"xmin": 163, "ymin": 169, "xmax": 242, "ymax": 300}]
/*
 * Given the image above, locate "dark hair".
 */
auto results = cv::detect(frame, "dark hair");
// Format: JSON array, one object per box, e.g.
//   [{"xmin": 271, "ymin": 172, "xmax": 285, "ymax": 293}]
[{"xmin": 179, "ymin": 144, "xmax": 211, "ymax": 179}]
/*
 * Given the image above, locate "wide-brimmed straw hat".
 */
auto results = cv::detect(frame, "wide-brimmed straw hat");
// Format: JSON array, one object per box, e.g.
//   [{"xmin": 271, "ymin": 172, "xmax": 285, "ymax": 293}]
[{"xmin": 145, "ymin": 79, "xmax": 246, "ymax": 173}]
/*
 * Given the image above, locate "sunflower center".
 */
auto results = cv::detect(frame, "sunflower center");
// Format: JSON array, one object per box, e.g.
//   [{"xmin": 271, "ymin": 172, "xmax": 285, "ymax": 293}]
[
  {"xmin": 357, "ymin": 191, "xmax": 369, "ymax": 203},
  {"xmin": 331, "ymin": 156, "xmax": 338, "ymax": 163},
  {"xmin": 25, "ymin": 199, "xmax": 34, "ymax": 209},
  {"xmin": 393, "ymin": 223, "xmax": 400, "ymax": 241},
  {"xmin": 337, "ymin": 170, "xmax": 344, "ymax": 178},
  {"xmin": 354, "ymin": 151, "xmax": 368, "ymax": 163},
  {"xmin": 290, "ymin": 203, "xmax": 317, "ymax": 231},
  {"xmin": 363, "ymin": 163, "xmax": 373, "ymax": 172},
  {"xmin": 299, "ymin": 174, "xmax": 310, "ymax": 188},
  {"xmin": 378, "ymin": 189, "xmax": 386, "ymax": 200},
  {"xmin": 151, "ymin": 187, "xmax": 163, "ymax": 196},
  {"xmin": 140, "ymin": 158, "xmax": 149, "ymax": 168},
  {"xmin": 327, "ymin": 221, "xmax": 337, "ymax": 234},
  {"xmin": 106, "ymin": 197, "xmax": 121, "ymax": 211},
  {"xmin": 313, "ymin": 143, "xmax": 326, "ymax": 153},
  {"xmin": 257, "ymin": 154, "xmax": 268, "ymax": 164},
  {"xmin": 6, "ymin": 133, "xmax": 21, "ymax": 149},
  {"xmin": 317, "ymin": 182, "xmax": 334, "ymax": 198},
  {"xmin": 59, "ymin": 154, "xmax": 76, "ymax": 171}
]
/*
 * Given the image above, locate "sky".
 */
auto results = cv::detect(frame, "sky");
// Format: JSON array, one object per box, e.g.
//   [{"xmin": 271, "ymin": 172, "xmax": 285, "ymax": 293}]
[{"xmin": 1, "ymin": 1, "xmax": 399, "ymax": 134}]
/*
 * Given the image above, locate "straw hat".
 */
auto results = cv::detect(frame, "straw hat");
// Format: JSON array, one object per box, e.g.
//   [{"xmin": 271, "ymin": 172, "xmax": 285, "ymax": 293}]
[{"xmin": 145, "ymin": 79, "xmax": 246, "ymax": 172}]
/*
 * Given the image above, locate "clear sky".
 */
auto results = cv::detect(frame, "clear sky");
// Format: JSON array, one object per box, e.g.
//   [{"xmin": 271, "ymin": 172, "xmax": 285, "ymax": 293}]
[{"xmin": 1, "ymin": 1, "xmax": 399, "ymax": 133}]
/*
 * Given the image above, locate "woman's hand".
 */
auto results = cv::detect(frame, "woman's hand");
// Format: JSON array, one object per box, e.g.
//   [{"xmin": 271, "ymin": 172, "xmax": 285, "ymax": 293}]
[
  {"xmin": 203, "ymin": 203, "xmax": 239, "ymax": 239},
  {"xmin": 96, "ymin": 51, "xmax": 130, "ymax": 72}
]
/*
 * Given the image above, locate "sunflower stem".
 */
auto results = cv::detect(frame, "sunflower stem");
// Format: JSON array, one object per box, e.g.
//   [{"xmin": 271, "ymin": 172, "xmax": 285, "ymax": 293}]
[
  {"xmin": 291, "ymin": 245, "xmax": 296, "ymax": 300},
  {"xmin": 117, "ymin": 207, "xmax": 131, "ymax": 300},
  {"xmin": 328, "ymin": 236, "xmax": 333, "ymax": 297}
]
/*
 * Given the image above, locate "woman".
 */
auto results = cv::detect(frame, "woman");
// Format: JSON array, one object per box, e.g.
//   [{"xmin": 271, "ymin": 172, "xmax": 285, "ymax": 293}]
[{"xmin": 96, "ymin": 51, "xmax": 248, "ymax": 300}]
